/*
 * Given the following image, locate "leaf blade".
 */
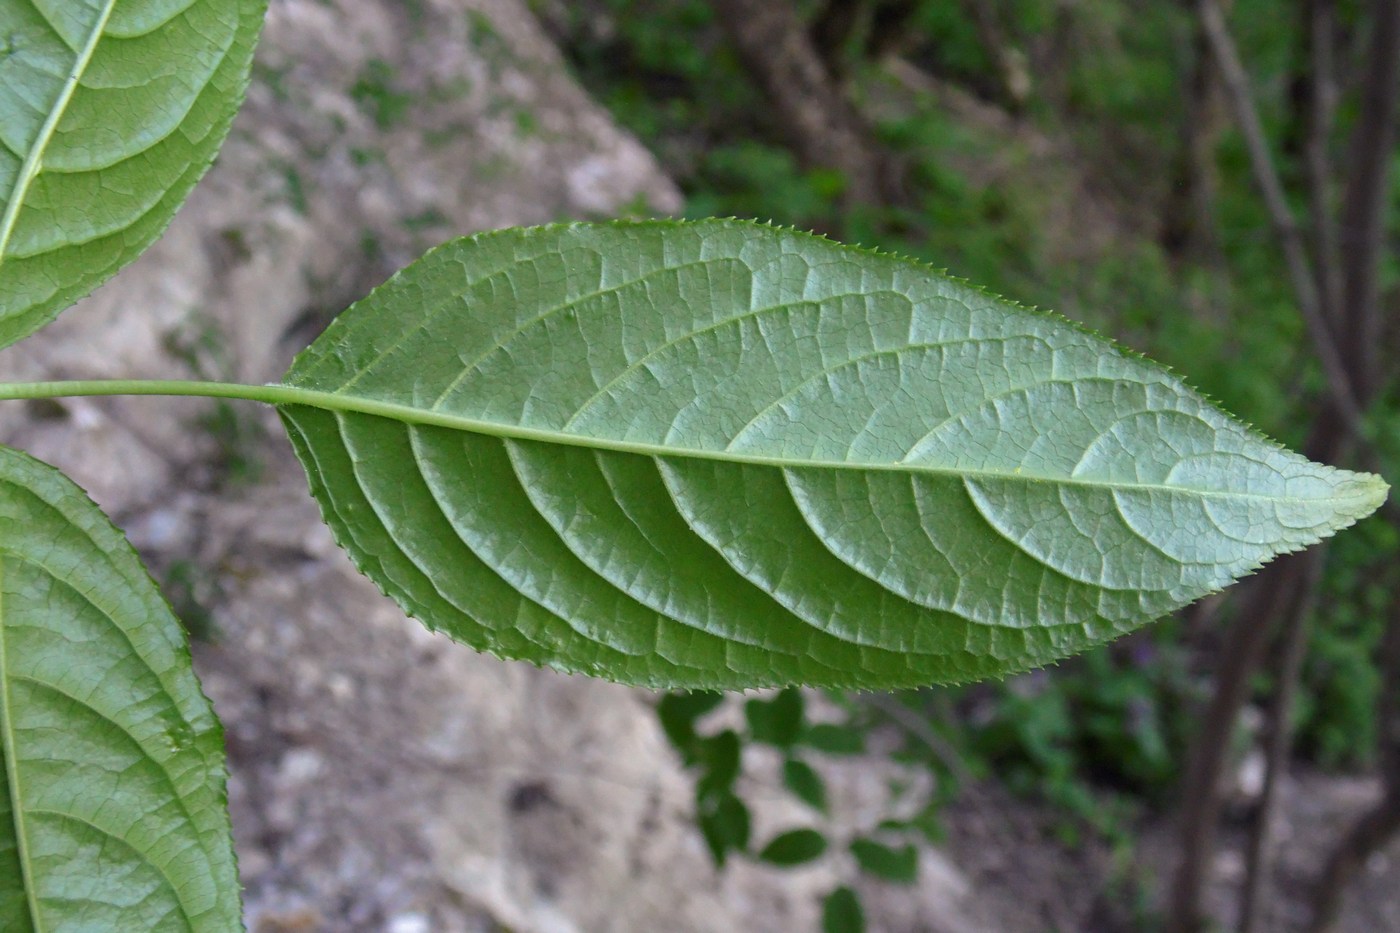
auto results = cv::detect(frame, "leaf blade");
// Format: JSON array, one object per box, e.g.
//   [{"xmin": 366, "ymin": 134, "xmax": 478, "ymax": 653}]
[
  {"xmin": 758, "ymin": 827, "xmax": 827, "ymax": 866},
  {"xmin": 280, "ymin": 219, "xmax": 1389, "ymax": 690},
  {"xmin": 0, "ymin": 0, "xmax": 268, "ymax": 348},
  {"xmin": 0, "ymin": 446, "xmax": 238, "ymax": 930}
]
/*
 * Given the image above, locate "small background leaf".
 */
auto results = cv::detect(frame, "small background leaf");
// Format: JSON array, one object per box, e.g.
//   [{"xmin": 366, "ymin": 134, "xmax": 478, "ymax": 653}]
[
  {"xmin": 746, "ymin": 687, "xmax": 805, "ymax": 746},
  {"xmin": 849, "ymin": 837, "xmax": 919, "ymax": 884},
  {"xmin": 0, "ymin": 446, "xmax": 238, "ymax": 930},
  {"xmin": 0, "ymin": 0, "xmax": 267, "ymax": 348},
  {"xmin": 758, "ymin": 828, "xmax": 828, "ymax": 866},
  {"xmin": 695, "ymin": 729, "xmax": 742, "ymax": 799},
  {"xmin": 698, "ymin": 791, "xmax": 750, "ymax": 866},
  {"xmin": 657, "ymin": 690, "xmax": 723, "ymax": 761},
  {"xmin": 782, "ymin": 758, "xmax": 828, "ymax": 813},
  {"xmin": 804, "ymin": 722, "xmax": 867, "ymax": 756},
  {"xmin": 822, "ymin": 886, "xmax": 866, "ymax": 933}
]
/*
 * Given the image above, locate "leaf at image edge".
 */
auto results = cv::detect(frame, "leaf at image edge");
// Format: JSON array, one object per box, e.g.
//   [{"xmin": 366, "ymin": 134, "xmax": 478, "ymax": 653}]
[
  {"xmin": 0, "ymin": 0, "xmax": 269, "ymax": 349},
  {"xmin": 0, "ymin": 446, "xmax": 239, "ymax": 931}
]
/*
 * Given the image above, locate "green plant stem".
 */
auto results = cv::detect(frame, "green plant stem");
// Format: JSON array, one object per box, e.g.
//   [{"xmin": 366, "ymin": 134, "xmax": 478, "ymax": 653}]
[{"xmin": 0, "ymin": 380, "xmax": 277, "ymax": 405}]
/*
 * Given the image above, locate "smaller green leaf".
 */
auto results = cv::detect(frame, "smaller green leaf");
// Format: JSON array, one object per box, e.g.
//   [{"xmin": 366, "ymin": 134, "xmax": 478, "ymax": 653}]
[
  {"xmin": 695, "ymin": 729, "xmax": 742, "ymax": 799},
  {"xmin": 698, "ymin": 791, "xmax": 750, "ymax": 866},
  {"xmin": 745, "ymin": 687, "xmax": 805, "ymax": 746},
  {"xmin": 758, "ymin": 828, "xmax": 828, "ymax": 866},
  {"xmin": 783, "ymin": 758, "xmax": 829, "ymax": 813},
  {"xmin": 849, "ymin": 838, "xmax": 919, "ymax": 884},
  {"xmin": 822, "ymin": 886, "xmax": 866, "ymax": 933},
  {"xmin": 657, "ymin": 690, "xmax": 723, "ymax": 761},
  {"xmin": 804, "ymin": 722, "xmax": 866, "ymax": 756}
]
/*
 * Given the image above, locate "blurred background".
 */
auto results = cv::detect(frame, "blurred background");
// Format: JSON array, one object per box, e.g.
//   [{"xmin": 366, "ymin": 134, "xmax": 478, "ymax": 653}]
[
  {"xmin": 4, "ymin": 0, "xmax": 1394, "ymax": 930},
  {"xmin": 537, "ymin": 3, "xmax": 1400, "ymax": 924},
  {"xmin": 539, "ymin": 2, "xmax": 1400, "ymax": 930}
]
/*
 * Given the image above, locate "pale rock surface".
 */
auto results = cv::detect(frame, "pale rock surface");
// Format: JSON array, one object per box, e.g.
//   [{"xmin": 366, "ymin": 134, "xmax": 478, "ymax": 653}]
[{"xmin": 0, "ymin": 1, "xmax": 997, "ymax": 930}]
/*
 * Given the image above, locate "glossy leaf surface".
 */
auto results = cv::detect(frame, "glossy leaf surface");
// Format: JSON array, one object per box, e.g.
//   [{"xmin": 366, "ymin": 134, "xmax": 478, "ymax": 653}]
[
  {"xmin": 279, "ymin": 220, "xmax": 1388, "ymax": 689},
  {"xmin": 0, "ymin": 0, "xmax": 267, "ymax": 348},
  {"xmin": 0, "ymin": 446, "xmax": 238, "ymax": 930}
]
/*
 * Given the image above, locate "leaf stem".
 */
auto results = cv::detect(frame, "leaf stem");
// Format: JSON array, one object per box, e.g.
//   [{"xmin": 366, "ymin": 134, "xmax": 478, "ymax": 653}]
[{"xmin": 0, "ymin": 380, "xmax": 287, "ymax": 405}]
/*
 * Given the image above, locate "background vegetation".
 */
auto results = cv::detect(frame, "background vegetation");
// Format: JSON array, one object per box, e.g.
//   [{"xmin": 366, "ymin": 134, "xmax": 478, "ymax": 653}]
[{"xmin": 535, "ymin": 1, "xmax": 1400, "ymax": 929}]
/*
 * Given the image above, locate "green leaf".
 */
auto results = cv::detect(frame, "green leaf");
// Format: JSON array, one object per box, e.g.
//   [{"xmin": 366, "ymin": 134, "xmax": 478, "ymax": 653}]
[
  {"xmin": 657, "ymin": 690, "xmax": 723, "ymax": 761},
  {"xmin": 822, "ymin": 886, "xmax": 866, "ymax": 933},
  {"xmin": 803, "ymin": 722, "xmax": 866, "ymax": 756},
  {"xmin": 695, "ymin": 729, "xmax": 742, "ymax": 799},
  {"xmin": 758, "ymin": 827, "xmax": 827, "ymax": 866},
  {"xmin": 0, "ymin": 0, "xmax": 268, "ymax": 348},
  {"xmin": 849, "ymin": 837, "xmax": 918, "ymax": 884},
  {"xmin": 0, "ymin": 446, "xmax": 238, "ymax": 930},
  {"xmin": 745, "ymin": 687, "xmax": 805, "ymax": 746},
  {"xmin": 277, "ymin": 219, "xmax": 1388, "ymax": 690},
  {"xmin": 782, "ymin": 757, "xmax": 828, "ymax": 813},
  {"xmin": 698, "ymin": 790, "xmax": 749, "ymax": 866}
]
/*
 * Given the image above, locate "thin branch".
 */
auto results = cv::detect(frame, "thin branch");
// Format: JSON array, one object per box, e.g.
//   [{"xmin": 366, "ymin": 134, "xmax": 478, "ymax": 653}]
[
  {"xmin": 1336, "ymin": 0, "xmax": 1400, "ymax": 404},
  {"xmin": 1167, "ymin": 554, "xmax": 1314, "ymax": 933},
  {"xmin": 866, "ymin": 692, "xmax": 978, "ymax": 787},
  {"xmin": 1196, "ymin": 0, "xmax": 1365, "ymax": 433},
  {"xmin": 1303, "ymin": 0, "xmax": 1342, "ymax": 323},
  {"xmin": 1309, "ymin": 599, "xmax": 1400, "ymax": 932},
  {"xmin": 1239, "ymin": 553, "xmax": 1325, "ymax": 933},
  {"xmin": 707, "ymin": 0, "xmax": 894, "ymax": 207}
]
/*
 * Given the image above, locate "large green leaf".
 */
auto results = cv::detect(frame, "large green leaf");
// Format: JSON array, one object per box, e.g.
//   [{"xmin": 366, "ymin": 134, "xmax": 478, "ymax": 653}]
[
  {"xmin": 0, "ymin": 446, "xmax": 238, "ymax": 930},
  {"xmin": 0, "ymin": 0, "xmax": 267, "ymax": 349},
  {"xmin": 278, "ymin": 219, "xmax": 1388, "ymax": 690}
]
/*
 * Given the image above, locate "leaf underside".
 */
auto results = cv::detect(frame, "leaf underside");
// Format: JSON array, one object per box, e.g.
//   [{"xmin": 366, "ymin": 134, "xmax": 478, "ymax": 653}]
[
  {"xmin": 0, "ymin": 446, "xmax": 238, "ymax": 931},
  {"xmin": 0, "ymin": 0, "xmax": 267, "ymax": 350},
  {"xmin": 280, "ymin": 219, "xmax": 1388, "ymax": 690}
]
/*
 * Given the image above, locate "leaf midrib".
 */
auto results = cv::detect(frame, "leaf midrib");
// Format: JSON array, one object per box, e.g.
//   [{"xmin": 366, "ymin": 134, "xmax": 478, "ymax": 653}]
[
  {"xmin": 0, "ymin": 378, "xmax": 1377, "ymax": 506},
  {"xmin": 273, "ymin": 386, "xmax": 1367, "ymax": 507},
  {"xmin": 0, "ymin": 0, "xmax": 118, "ymax": 265},
  {"xmin": 0, "ymin": 558, "xmax": 41, "ymax": 930}
]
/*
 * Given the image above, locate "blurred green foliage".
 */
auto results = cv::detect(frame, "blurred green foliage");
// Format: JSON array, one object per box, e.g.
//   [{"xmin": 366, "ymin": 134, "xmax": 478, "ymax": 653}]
[{"xmin": 554, "ymin": 0, "xmax": 1399, "ymax": 879}]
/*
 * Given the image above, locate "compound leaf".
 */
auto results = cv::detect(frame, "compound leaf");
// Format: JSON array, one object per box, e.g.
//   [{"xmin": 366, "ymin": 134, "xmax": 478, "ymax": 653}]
[
  {"xmin": 0, "ymin": 0, "xmax": 267, "ymax": 348},
  {"xmin": 278, "ymin": 219, "xmax": 1388, "ymax": 690},
  {"xmin": 0, "ymin": 445, "xmax": 238, "ymax": 930}
]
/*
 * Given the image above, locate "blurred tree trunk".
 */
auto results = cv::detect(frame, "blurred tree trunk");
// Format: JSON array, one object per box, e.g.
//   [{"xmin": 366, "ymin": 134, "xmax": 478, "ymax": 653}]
[
  {"xmin": 1335, "ymin": 0, "xmax": 1400, "ymax": 404},
  {"xmin": 708, "ymin": 0, "xmax": 896, "ymax": 206},
  {"xmin": 1306, "ymin": 2, "xmax": 1400, "ymax": 927},
  {"xmin": 1167, "ymin": 1, "xmax": 1400, "ymax": 930},
  {"xmin": 956, "ymin": 0, "xmax": 1031, "ymax": 110},
  {"xmin": 812, "ymin": 0, "xmax": 920, "ymax": 74},
  {"xmin": 1310, "ymin": 590, "xmax": 1400, "ymax": 931},
  {"xmin": 1161, "ymin": 5, "xmax": 1228, "ymax": 263}
]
